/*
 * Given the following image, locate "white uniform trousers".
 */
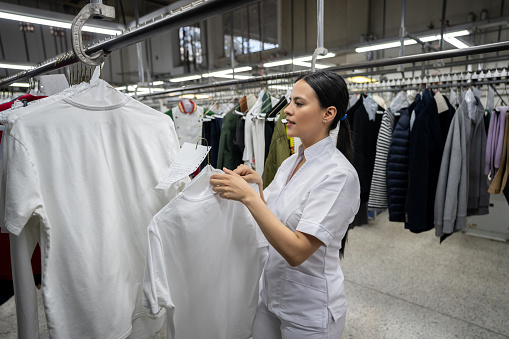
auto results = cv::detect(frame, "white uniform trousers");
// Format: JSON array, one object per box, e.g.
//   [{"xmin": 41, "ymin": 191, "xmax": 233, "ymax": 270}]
[{"xmin": 252, "ymin": 303, "xmax": 346, "ymax": 339}]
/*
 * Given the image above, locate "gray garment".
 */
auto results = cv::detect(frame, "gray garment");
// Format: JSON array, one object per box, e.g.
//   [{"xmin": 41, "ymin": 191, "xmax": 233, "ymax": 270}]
[{"xmin": 434, "ymin": 90, "xmax": 490, "ymax": 237}]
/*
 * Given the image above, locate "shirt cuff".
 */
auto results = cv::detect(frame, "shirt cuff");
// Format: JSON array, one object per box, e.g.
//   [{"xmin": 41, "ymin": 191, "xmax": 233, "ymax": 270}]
[{"xmin": 296, "ymin": 220, "xmax": 333, "ymax": 246}]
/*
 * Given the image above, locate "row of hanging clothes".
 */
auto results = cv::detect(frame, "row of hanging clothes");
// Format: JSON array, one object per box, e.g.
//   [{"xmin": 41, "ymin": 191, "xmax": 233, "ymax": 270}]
[
  {"xmin": 164, "ymin": 87, "xmax": 306, "ymax": 189},
  {"xmin": 347, "ymin": 84, "xmax": 509, "ymax": 241},
  {"xmin": 0, "ymin": 70, "xmax": 268, "ymax": 339}
]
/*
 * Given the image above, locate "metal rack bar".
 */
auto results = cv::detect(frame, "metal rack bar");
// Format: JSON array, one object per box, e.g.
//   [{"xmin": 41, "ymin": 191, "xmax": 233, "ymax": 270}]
[
  {"xmin": 0, "ymin": 0, "xmax": 260, "ymax": 87},
  {"xmin": 349, "ymin": 78, "xmax": 509, "ymax": 94},
  {"xmin": 138, "ymin": 40, "xmax": 509, "ymax": 98}
]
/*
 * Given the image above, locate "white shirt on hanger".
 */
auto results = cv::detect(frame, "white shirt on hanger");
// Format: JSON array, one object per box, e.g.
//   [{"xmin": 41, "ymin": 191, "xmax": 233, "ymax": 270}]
[
  {"xmin": 0, "ymin": 80, "xmax": 182, "ymax": 339},
  {"xmin": 143, "ymin": 166, "xmax": 267, "ymax": 339}
]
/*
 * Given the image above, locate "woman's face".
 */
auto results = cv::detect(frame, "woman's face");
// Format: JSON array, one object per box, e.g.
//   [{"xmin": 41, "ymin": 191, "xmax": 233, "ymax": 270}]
[{"xmin": 284, "ymin": 79, "xmax": 329, "ymax": 144}]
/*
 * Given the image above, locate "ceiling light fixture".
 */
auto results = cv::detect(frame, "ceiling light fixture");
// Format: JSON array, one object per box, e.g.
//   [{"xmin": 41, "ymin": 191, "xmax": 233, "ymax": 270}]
[
  {"xmin": 263, "ymin": 53, "xmax": 335, "ymax": 68},
  {"xmin": 355, "ymin": 30, "xmax": 470, "ymax": 53},
  {"xmin": 169, "ymin": 75, "xmax": 202, "ymax": 83},
  {"xmin": 0, "ymin": 11, "xmax": 121, "ymax": 35},
  {"xmin": 9, "ymin": 82, "xmax": 30, "ymax": 87},
  {"xmin": 347, "ymin": 76, "xmax": 378, "ymax": 83}
]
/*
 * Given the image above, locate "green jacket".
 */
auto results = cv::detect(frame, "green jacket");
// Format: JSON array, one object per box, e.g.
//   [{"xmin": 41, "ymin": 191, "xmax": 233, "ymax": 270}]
[
  {"xmin": 217, "ymin": 106, "xmax": 243, "ymax": 170},
  {"xmin": 262, "ymin": 108, "xmax": 290, "ymax": 188}
]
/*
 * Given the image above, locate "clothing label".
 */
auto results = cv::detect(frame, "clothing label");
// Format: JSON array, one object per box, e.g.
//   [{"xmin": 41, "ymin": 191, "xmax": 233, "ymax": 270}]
[{"xmin": 156, "ymin": 142, "xmax": 211, "ymax": 189}]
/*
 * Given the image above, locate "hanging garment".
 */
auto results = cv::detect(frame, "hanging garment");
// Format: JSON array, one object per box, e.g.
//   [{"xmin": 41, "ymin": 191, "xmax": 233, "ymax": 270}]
[
  {"xmin": 368, "ymin": 109, "xmax": 397, "ymax": 210},
  {"xmin": 0, "ymin": 80, "xmax": 182, "ymax": 339},
  {"xmin": 351, "ymin": 96, "xmax": 383, "ymax": 204},
  {"xmin": 435, "ymin": 89, "xmax": 490, "ymax": 238},
  {"xmin": 243, "ymin": 90, "xmax": 270, "ymax": 172},
  {"xmin": 173, "ymin": 99, "xmax": 204, "ymax": 146},
  {"xmin": 386, "ymin": 95, "xmax": 421, "ymax": 222},
  {"xmin": 262, "ymin": 110, "xmax": 290, "ymax": 189},
  {"xmin": 485, "ymin": 107, "xmax": 508, "ymax": 178},
  {"xmin": 261, "ymin": 136, "xmax": 360, "ymax": 327},
  {"xmin": 239, "ymin": 95, "xmax": 248, "ymax": 113},
  {"xmin": 143, "ymin": 166, "xmax": 267, "ymax": 339},
  {"xmin": 252, "ymin": 91, "xmax": 272, "ymax": 175},
  {"xmin": 264, "ymin": 97, "xmax": 287, "ymax": 162},
  {"xmin": 405, "ymin": 89, "xmax": 446, "ymax": 233},
  {"xmin": 488, "ymin": 112, "xmax": 509, "ymax": 194},
  {"xmin": 217, "ymin": 105, "xmax": 243, "ymax": 170},
  {"xmin": 0, "ymin": 94, "xmax": 47, "ymax": 112},
  {"xmin": 210, "ymin": 115, "xmax": 224, "ymax": 167}
]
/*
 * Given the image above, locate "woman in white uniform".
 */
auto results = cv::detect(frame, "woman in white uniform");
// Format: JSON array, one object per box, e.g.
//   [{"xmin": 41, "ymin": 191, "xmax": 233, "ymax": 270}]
[{"xmin": 210, "ymin": 70, "xmax": 360, "ymax": 338}]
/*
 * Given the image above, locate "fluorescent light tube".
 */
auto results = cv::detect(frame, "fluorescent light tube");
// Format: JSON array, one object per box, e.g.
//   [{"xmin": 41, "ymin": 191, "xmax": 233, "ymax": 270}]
[
  {"xmin": 263, "ymin": 53, "xmax": 335, "ymax": 68},
  {"xmin": 169, "ymin": 75, "xmax": 202, "ymax": 82},
  {"xmin": 293, "ymin": 61, "xmax": 331, "ymax": 69},
  {"xmin": 356, "ymin": 30, "xmax": 470, "ymax": 53},
  {"xmin": 355, "ymin": 40, "xmax": 417, "ymax": 53},
  {"xmin": 347, "ymin": 76, "xmax": 377, "ymax": 83},
  {"xmin": 0, "ymin": 62, "xmax": 31, "ymax": 70},
  {"xmin": 0, "ymin": 11, "xmax": 121, "ymax": 35},
  {"xmin": 444, "ymin": 37, "xmax": 469, "ymax": 49},
  {"xmin": 152, "ymin": 81, "xmax": 164, "ymax": 86},
  {"xmin": 9, "ymin": 82, "xmax": 30, "ymax": 87}
]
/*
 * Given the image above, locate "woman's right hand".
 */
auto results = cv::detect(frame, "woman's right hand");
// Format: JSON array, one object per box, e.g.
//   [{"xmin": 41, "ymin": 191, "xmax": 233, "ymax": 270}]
[{"xmin": 232, "ymin": 164, "xmax": 262, "ymax": 186}]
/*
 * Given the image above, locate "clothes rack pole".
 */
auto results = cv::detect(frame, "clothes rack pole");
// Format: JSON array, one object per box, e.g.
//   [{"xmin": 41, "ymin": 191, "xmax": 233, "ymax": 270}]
[
  {"xmin": 137, "ymin": 40, "xmax": 509, "ymax": 99},
  {"xmin": 0, "ymin": 0, "xmax": 260, "ymax": 87}
]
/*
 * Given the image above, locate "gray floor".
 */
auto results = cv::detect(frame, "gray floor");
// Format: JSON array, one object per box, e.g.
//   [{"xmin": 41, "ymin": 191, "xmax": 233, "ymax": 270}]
[{"xmin": 1, "ymin": 210, "xmax": 508, "ymax": 338}]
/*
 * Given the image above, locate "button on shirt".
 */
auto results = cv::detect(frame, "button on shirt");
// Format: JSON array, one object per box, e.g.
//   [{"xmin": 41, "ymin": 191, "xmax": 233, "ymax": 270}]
[{"xmin": 261, "ymin": 136, "xmax": 360, "ymax": 328}]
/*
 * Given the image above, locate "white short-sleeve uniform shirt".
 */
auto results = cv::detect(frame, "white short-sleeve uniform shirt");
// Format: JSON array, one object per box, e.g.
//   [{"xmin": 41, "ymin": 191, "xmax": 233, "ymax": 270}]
[{"xmin": 261, "ymin": 136, "xmax": 360, "ymax": 328}]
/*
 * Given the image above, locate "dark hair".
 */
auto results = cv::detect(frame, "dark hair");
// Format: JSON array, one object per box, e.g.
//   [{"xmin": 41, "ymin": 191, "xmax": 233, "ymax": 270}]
[{"xmin": 297, "ymin": 70, "xmax": 354, "ymax": 259}]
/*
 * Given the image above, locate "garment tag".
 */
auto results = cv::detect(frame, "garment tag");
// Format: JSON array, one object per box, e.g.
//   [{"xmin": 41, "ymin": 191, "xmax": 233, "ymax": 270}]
[
  {"xmin": 434, "ymin": 91, "xmax": 449, "ymax": 114},
  {"xmin": 156, "ymin": 142, "xmax": 211, "ymax": 189}
]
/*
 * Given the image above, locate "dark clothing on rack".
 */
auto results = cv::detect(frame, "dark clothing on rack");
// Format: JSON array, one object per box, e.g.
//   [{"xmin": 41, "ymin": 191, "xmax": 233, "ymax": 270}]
[
  {"xmin": 265, "ymin": 97, "xmax": 287, "ymax": 162},
  {"xmin": 405, "ymin": 90, "xmax": 444, "ymax": 233},
  {"xmin": 234, "ymin": 117, "xmax": 245, "ymax": 154},
  {"xmin": 210, "ymin": 116, "xmax": 223, "ymax": 167},
  {"xmin": 351, "ymin": 97, "xmax": 383, "ymax": 204},
  {"xmin": 387, "ymin": 96, "xmax": 420, "ymax": 222},
  {"xmin": 439, "ymin": 96, "xmax": 456, "ymax": 143},
  {"xmin": 217, "ymin": 106, "xmax": 242, "ymax": 170}
]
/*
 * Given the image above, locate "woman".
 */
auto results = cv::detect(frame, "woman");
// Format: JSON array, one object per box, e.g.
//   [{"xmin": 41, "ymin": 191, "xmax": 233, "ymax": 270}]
[{"xmin": 210, "ymin": 70, "xmax": 360, "ymax": 338}]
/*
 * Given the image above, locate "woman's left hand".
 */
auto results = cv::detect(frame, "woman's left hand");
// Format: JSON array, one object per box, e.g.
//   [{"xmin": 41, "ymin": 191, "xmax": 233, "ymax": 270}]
[{"xmin": 210, "ymin": 168, "xmax": 258, "ymax": 204}]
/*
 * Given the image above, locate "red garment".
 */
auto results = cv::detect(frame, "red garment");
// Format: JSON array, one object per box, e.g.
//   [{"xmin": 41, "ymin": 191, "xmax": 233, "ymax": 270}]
[{"xmin": 0, "ymin": 94, "xmax": 47, "ymax": 112}]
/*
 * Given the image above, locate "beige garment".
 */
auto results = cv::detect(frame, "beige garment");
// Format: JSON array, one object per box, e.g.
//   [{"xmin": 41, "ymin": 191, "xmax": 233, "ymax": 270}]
[{"xmin": 488, "ymin": 114, "xmax": 509, "ymax": 194}]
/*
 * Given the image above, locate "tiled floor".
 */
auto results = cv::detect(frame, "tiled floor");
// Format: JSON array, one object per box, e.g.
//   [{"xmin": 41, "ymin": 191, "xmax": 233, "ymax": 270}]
[{"xmin": 1, "ymin": 210, "xmax": 508, "ymax": 338}]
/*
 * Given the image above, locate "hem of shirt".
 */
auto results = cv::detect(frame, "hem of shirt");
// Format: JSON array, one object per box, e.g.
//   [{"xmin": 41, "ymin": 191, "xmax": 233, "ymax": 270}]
[
  {"xmin": 4, "ymin": 219, "xmax": 22, "ymax": 236},
  {"xmin": 297, "ymin": 220, "xmax": 333, "ymax": 246}
]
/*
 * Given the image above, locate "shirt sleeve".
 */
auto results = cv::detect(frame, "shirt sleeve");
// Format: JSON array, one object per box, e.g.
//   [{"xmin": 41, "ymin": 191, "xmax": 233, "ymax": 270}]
[
  {"xmin": 142, "ymin": 220, "xmax": 174, "ymax": 315},
  {"xmin": 296, "ymin": 171, "xmax": 360, "ymax": 246},
  {"xmin": 0, "ymin": 135, "xmax": 43, "ymax": 236}
]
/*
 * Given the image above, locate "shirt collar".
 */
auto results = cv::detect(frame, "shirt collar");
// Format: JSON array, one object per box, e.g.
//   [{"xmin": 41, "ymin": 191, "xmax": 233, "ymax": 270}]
[
  {"xmin": 299, "ymin": 136, "xmax": 335, "ymax": 160},
  {"xmin": 178, "ymin": 100, "xmax": 197, "ymax": 114}
]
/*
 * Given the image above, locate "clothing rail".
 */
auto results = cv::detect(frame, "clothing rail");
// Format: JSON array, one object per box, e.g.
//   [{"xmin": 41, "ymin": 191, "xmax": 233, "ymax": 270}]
[
  {"xmin": 138, "ymin": 40, "xmax": 509, "ymax": 99},
  {"xmin": 348, "ymin": 78, "xmax": 509, "ymax": 94},
  {"xmin": 0, "ymin": 0, "xmax": 259, "ymax": 88}
]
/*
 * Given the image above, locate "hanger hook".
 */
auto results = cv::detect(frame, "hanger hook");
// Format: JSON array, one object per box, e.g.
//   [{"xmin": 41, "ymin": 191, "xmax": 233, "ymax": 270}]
[{"xmin": 195, "ymin": 137, "xmax": 211, "ymax": 166}]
